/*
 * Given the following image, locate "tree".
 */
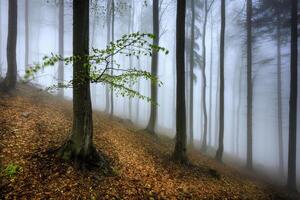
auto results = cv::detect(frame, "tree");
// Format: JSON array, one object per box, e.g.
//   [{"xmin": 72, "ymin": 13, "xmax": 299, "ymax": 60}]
[
  {"xmin": 110, "ymin": 0, "xmax": 115, "ymax": 116},
  {"xmin": 173, "ymin": 0, "xmax": 187, "ymax": 163},
  {"xmin": 188, "ymin": 0, "xmax": 195, "ymax": 146},
  {"xmin": 186, "ymin": 0, "xmax": 202, "ymax": 146},
  {"xmin": 105, "ymin": 0, "xmax": 112, "ymax": 113},
  {"xmin": 146, "ymin": 0, "xmax": 159, "ymax": 134},
  {"xmin": 55, "ymin": 0, "xmax": 99, "ymax": 166},
  {"xmin": 287, "ymin": 0, "xmax": 298, "ymax": 191},
  {"xmin": 201, "ymin": 0, "xmax": 215, "ymax": 152},
  {"xmin": 25, "ymin": 0, "xmax": 29, "ymax": 70},
  {"xmin": 57, "ymin": 0, "xmax": 64, "ymax": 97},
  {"xmin": 215, "ymin": 0, "xmax": 225, "ymax": 162},
  {"xmin": 246, "ymin": 0, "xmax": 253, "ymax": 170},
  {"xmin": 1, "ymin": 0, "xmax": 17, "ymax": 91},
  {"xmin": 253, "ymin": 0, "xmax": 292, "ymax": 175}
]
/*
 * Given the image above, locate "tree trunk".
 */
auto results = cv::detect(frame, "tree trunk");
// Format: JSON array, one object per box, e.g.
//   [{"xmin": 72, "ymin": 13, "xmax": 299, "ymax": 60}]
[
  {"xmin": 188, "ymin": 0, "xmax": 195, "ymax": 146},
  {"xmin": 246, "ymin": 0, "xmax": 253, "ymax": 170},
  {"xmin": 128, "ymin": 0, "xmax": 134, "ymax": 121},
  {"xmin": 57, "ymin": 0, "xmax": 64, "ymax": 97},
  {"xmin": 208, "ymin": 11, "xmax": 213, "ymax": 147},
  {"xmin": 105, "ymin": 0, "xmax": 111, "ymax": 113},
  {"xmin": 0, "ymin": 2, "xmax": 2, "ymax": 77},
  {"xmin": 25, "ymin": 0, "xmax": 29, "ymax": 70},
  {"xmin": 57, "ymin": 0, "xmax": 99, "ymax": 167},
  {"xmin": 173, "ymin": 0, "xmax": 187, "ymax": 163},
  {"xmin": 2, "ymin": 0, "xmax": 17, "ymax": 90},
  {"xmin": 236, "ymin": 59, "xmax": 243, "ymax": 156},
  {"xmin": 201, "ymin": 0, "xmax": 208, "ymax": 152},
  {"xmin": 146, "ymin": 0, "xmax": 159, "ymax": 134},
  {"xmin": 110, "ymin": 0, "xmax": 115, "ymax": 116},
  {"xmin": 276, "ymin": 21, "xmax": 284, "ymax": 176},
  {"xmin": 287, "ymin": 0, "xmax": 298, "ymax": 191},
  {"xmin": 215, "ymin": 0, "xmax": 225, "ymax": 162}
]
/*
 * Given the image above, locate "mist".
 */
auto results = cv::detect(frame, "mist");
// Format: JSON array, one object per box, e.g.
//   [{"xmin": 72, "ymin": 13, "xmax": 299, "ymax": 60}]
[{"xmin": 0, "ymin": 0, "xmax": 299, "ymax": 198}]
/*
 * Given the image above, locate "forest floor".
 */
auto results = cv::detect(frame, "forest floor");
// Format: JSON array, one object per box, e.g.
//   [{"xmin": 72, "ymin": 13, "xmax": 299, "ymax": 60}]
[{"xmin": 0, "ymin": 84, "xmax": 299, "ymax": 200}]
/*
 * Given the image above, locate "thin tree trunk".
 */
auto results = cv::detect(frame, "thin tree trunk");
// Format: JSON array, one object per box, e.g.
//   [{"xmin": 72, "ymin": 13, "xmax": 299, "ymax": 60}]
[
  {"xmin": 146, "ymin": 0, "xmax": 159, "ymax": 134},
  {"xmin": 201, "ymin": 0, "xmax": 208, "ymax": 152},
  {"xmin": 208, "ymin": 11, "xmax": 213, "ymax": 147},
  {"xmin": 276, "ymin": 21, "xmax": 284, "ymax": 175},
  {"xmin": 2, "ymin": 0, "xmax": 17, "ymax": 90},
  {"xmin": 287, "ymin": 0, "xmax": 298, "ymax": 191},
  {"xmin": 128, "ymin": 0, "xmax": 134, "ymax": 121},
  {"xmin": 57, "ymin": 0, "xmax": 99, "ymax": 166},
  {"xmin": 246, "ymin": 0, "xmax": 253, "ymax": 170},
  {"xmin": 236, "ymin": 59, "xmax": 243, "ymax": 156},
  {"xmin": 188, "ymin": 0, "xmax": 195, "ymax": 146},
  {"xmin": 173, "ymin": 0, "xmax": 187, "ymax": 163},
  {"xmin": 105, "ymin": 0, "xmax": 111, "ymax": 113},
  {"xmin": 215, "ymin": 0, "xmax": 225, "ymax": 162},
  {"xmin": 0, "ymin": 2, "xmax": 2, "ymax": 77},
  {"xmin": 57, "ymin": 0, "xmax": 64, "ymax": 97},
  {"xmin": 110, "ymin": 0, "xmax": 115, "ymax": 116},
  {"xmin": 25, "ymin": 0, "xmax": 29, "ymax": 70}
]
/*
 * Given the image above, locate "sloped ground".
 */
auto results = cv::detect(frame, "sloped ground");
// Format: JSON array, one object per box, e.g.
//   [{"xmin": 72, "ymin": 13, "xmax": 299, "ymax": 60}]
[{"xmin": 0, "ymin": 84, "xmax": 299, "ymax": 199}]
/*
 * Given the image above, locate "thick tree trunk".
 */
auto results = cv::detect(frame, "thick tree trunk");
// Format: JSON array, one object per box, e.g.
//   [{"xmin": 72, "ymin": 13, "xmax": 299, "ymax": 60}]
[
  {"xmin": 57, "ymin": 0, "xmax": 99, "ymax": 167},
  {"xmin": 188, "ymin": 0, "xmax": 195, "ymax": 146},
  {"xmin": 57, "ymin": 0, "xmax": 64, "ymax": 97},
  {"xmin": 287, "ymin": 0, "xmax": 298, "ymax": 191},
  {"xmin": 146, "ymin": 0, "xmax": 159, "ymax": 134},
  {"xmin": 246, "ymin": 0, "xmax": 253, "ymax": 170},
  {"xmin": 215, "ymin": 0, "xmax": 225, "ymax": 162},
  {"xmin": 105, "ymin": 0, "xmax": 111, "ymax": 113},
  {"xmin": 173, "ymin": 0, "xmax": 187, "ymax": 163},
  {"xmin": 201, "ymin": 0, "xmax": 208, "ymax": 152},
  {"xmin": 25, "ymin": 0, "xmax": 29, "ymax": 70},
  {"xmin": 2, "ymin": 0, "xmax": 17, "ymax": 90},
  {"xmin": 276, "ymin": 22, "xmax": 284, "ymax": 175}
]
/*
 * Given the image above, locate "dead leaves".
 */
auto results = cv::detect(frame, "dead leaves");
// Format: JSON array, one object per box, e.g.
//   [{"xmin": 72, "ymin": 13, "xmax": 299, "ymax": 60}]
[{"xmin": 0, "ymin": 85, "xmax": 298, "ymax": 199}]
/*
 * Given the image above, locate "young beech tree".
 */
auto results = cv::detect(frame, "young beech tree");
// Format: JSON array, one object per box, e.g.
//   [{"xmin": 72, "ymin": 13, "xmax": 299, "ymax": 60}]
[
  {"xmin": 25, "ymin": 5, "xmax": 167, "ymax": 168},
  {"xmin": 146, "ymin": 0, "xmax": 159, "ymax": 134},
  {"xmin": 246, "ymin": 0, "xmax": 253, "ymax": 171},
  {"xmin": 173, "ymin": 0, "xmax": 187, "ymax": 163},
  {"xmin": 1, "ymin": 0, "xmax": 17, "ymax": 91},
  {"xmin": 215, "ymin": 0, "xmax": 225, "ymax": 162}
]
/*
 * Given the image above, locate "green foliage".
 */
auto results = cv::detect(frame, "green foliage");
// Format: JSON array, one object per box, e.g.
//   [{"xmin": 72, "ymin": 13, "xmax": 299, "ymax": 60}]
[
  {"xmin": 25, "ymin": 32, "xmax": 168, "ymax": 104},
  {"xmin": 2, "ymin": 163, "xmax": 22, "ymax": 178}
]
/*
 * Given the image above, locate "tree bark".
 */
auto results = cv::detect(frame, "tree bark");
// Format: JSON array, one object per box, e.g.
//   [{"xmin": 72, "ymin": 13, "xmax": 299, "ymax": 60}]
[
  {"xmin": 57, "ymin": 0, "xmax": 99, "ymax": 167},
  {"xmin": 201, "ymin": 0, "xmax": 208, "ymax": 152},
  {"xmin": 25, "ymin": 0, "xmax": 29, "ymax": 70},
  {"xmin": 287, "ymin": 0, "xmax": 298, "ymax": 191},
  {"xmin": 246, "ymin": 0, "xmax": 253, "ymax": 170},
  {"xmin": 105, "ymin": 0, "xmax": 111, "ymax": 113},
  {"xmin": 110, "ymin": 0, "xmax": 115, "ymax": 116},
  {"xmin": 215, "ymin": 0, "xmax": 225, "ymax": 162},
  {"xmin": 188, "ymin": 0, "xmax": 195, "ymax": 146},
  {"xmin": 57, "ymin": 0, "xmax": 64, "ymax": 97},
  {"xmin": 2, "ymin": 0, "xmax": 17, "ymax": 90},
  {"xmin": 276, "ymin": 21, "xmax": 284, "ymax": 175},
  {"xmin": 146, "ymin": 0, "xmax": 159, "ymax": 134},
  {"xmin": 208, "ymin": 11, "xmax": 213, "ymax": 147},
  {"xmin": 173, "ymin": 0, "xmax": 187, "ymax": 163}
]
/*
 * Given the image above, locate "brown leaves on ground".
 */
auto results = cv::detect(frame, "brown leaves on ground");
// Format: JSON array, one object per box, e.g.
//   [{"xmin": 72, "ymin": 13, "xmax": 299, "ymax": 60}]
[{"xmin": 0, "ymin": 84, "xmax": 298, "ymax": 199}]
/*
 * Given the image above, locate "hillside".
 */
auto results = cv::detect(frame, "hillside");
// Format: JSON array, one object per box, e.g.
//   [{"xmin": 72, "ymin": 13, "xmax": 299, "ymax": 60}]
[{"xmin": 0, "ymin": 84, "xmax": 298, "ymax": 199}]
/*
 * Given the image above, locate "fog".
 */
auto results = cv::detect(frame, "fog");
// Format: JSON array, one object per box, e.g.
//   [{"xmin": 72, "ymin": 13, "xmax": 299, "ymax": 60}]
[{"xmin": 0, "ymin": 0, "xmax": 299, "ymax": 191}]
